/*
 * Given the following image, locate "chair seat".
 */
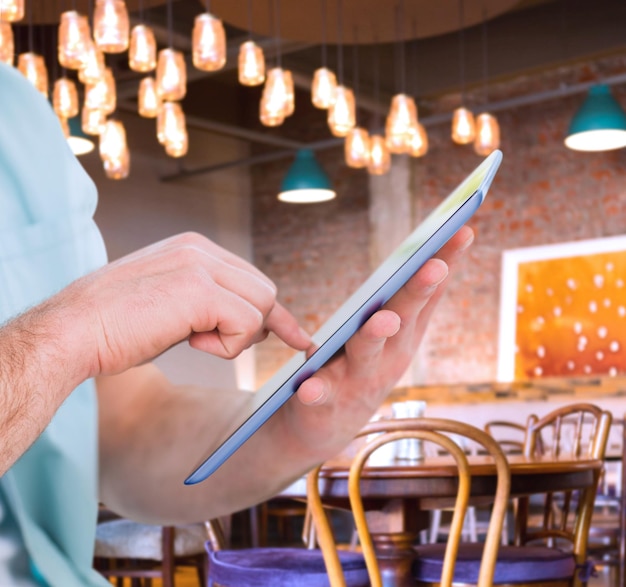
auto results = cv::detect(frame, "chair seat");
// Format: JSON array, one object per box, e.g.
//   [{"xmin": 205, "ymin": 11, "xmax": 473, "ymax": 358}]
[
  {"xmin": 413, "ymin": 543, "xmax": 577, "ymax": 584},
  {"xmin": 94, "ymin": 519, "xmax": 207, "ymax": 559},
  {"xmin": 206, "ymin": 545, "xmax": 370, "ymax": 587}
]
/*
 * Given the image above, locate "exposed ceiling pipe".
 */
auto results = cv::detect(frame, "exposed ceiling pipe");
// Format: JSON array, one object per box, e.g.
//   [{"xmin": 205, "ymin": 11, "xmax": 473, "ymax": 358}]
[{"xmin": 160, "ymin": 70, "xmax": 626, "ymax": 182}]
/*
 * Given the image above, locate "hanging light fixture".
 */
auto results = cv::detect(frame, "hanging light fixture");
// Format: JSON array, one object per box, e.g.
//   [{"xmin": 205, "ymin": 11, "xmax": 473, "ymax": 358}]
[
  {"xmin": 66, "ymin": 116, "xmax": 95, "ymax": 155},
  {"xmin": 564, "ymin": 84, "xmax": 626, "ymax": 151},
  {"xmin": 192, "ymin": 8, "xmax": 226, "ymax": 72},
  {"xmin": 408, "ymin": 122, "xmax": 429, "ymax": 157},
  {"xmin": 311, "ymin": 0, "xmax": 336, "ymax": 109},
  {"xmin": 278, "ymin": 149, "xmax": 336, "ymax": 203},
  {"xmin": 156, "ymin": 47, "xmax": 186, "ymax": 101},
  {"xmin": 328, "ymin": 85, "xmax": 355, "ymax": 137},
  {"xmin": 94, "ymin": 0, "xmax": 130, "ymax": 53},
  {"xmin": 238, "ymin": 40, "xmax": 265, "ymax": 86},
  {"xmin": 79, "ymin": 40, "xmax": 105, "ymax": 84},
  {"xmin": 162, "ymin": 103, "xmax": 188, "ymax": 158},
  {"xmin": 385, "ymin": 93, "xmax": 418, "ymax": 153},
  {"xmin": 451, "ymin": 0, "xmax": 475, "ymax": 145},
  {"xmin": 473, "ymin": 5, "xmax": 500, "ymax": 156},
  {"xmin": 58, "ymin": 11, "xmax": 89, "ymax": 70},
  {"xmin": 100, "ymin": 119, "xmax": 130, "ymax": 179},
  {"xmin": 259, "ymin": 67, "xmax": 290, "ymax": 127},
  {"xmin": 0, "ymin": 0, "xmax": 24, "ymax": 22},
  {"xmin": 138, "ymin": 76, "xmax": 161, "ymax": 118},
  {"xmin": 0, "ymin": 21, "xmax": 14, "ymax": 65},
  {"xmin": 85, "ymin": 76, "xmax": 108, "ymax": 111},
  {"xmin": 129, "ymin": 23, "xmax": 156, "ymax": 72},
  {"xmin": 345, "ymin": 127, "xmax": 370, "ymax": 168},
  {"xmin": 474, "ymin": 112, "xmax": 500, "ymax": 156},
  {"xmin": 102, "ymin": 67, "xmax": 117, "ymax": 115},
  {"xmin": 82, "ymin": 104, "xmax": 106, "ymax": 136},
  {"xmin": 367, "ymin": 134, "xmax": 391, "ymax": 175},
  {"xmin": 53, "ymin": 78, "xmax": 79, "ymax": 119},
  {"xmin": 17, "ymin": 52, "xmax": 48, "ymax": 98}
]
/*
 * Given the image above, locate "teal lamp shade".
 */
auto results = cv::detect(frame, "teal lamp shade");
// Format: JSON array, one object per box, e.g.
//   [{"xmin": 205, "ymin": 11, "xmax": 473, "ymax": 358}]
[
  {"xmin": 67, "ymin": 115, "xmax": 95, "ymax": 155},
  {"xmin": 278, "ymin": 149, "xmax": 336, "ymax": 203},
  {"xmin": 564, "ymin": 84, "xmax": 626, "ymax": 152}
]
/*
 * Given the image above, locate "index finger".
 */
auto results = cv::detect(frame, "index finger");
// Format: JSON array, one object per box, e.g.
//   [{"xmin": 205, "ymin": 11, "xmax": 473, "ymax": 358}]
[{"xmin": 265, "ymin": 302, "xmax": 312, "ymax": 351}]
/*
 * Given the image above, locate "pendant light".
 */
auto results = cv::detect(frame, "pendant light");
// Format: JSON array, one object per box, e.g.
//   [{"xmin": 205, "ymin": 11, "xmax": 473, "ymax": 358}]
[
  {"xmin": 17, "ymin": 52, "xmax": 48, "ymax": 97},
  {"xmin": 79, "ymin": 40, "xmax": 105, "ymax": 84},
  {"xmin": 0, "ymin": 21, "xmax": 14, "ymax": 65},
  {"xmin": 53, "ymin": 78, "xmax": 79, "ymax": 119},
  {"xmin": 85, "ymin": 76, "xmax": 108, "ymax": 111},
  {"xmin": 0, "ymin": 0, "xmax": 23, "ymax": 22},
  {"xmin": 156, "ymin": 2, "xmax": 186, "ymax": 101},
  {"xmin": 238, "ymin": 0, "xmax": 264, "ymax": 86},
  {"xmin": 451, "ymin": 0, "xmax": 475, "ymax": 145},
  {"xmin": 344, "ymin": 31, "xmax": 369, "ymax": 168},
  {"xmin": 138, "ymin": 76, "xmax": 161, "ymax": 118},
  {"xmin": 238, "ymin": 40, "xmax": 265, "ymax": 86},
  {"xmin": 156, "ymin": 47, "xmax": 186, "ymax": 101},
  {"xmin": 564, "ymin": 85, "xmax": 626, "ymax": 151},
  {"xmin": 278, "ymin": 149, "xmax": 335, "ymax": 203},
  {"xmin": 367, "ymin": 134, "xmax": 391, "ymax": 175},
  {"xmin": 260, "ymin": 67, "xmax": 289, "ymax": 126},
  {"xmin": 100, "ymin": 120, "xmax": 130, "ymax": 179},
  {"xmin": 407, "ymin": 122, "xmax": 428, "ymax": 157},
  {"xmin": 311, "ymin": 0, "xmax": 336, "ymax": 109},
  {"xmin": 162, "ymin": 103, "xmax": 188, "ymax": 158},
  {"xmin": 192, "ymin": 0, "xmax": 226, "ymax": 73},
  {"xmin": 82, "ymin": 104, "xmax": 106, "ymax": 135},
  {"xmin": 157, "ymin": 101, "xmax": 180, "ymax": 144},
  {"xmin": 58, "ymin": 11, "xmax": 89, "ymax": 70},
  {"xmin": 473, "ymin": 6, "xmax": 500, "ymax": 156},
  {"xmin": 94, "ymin": 0, "xmax": 130, "ymax": 53},
  {"xmin": 102, "ymin": 66, "xmax": 117, "ymax": 115},
  {"xmin": 385, "ymin": 93, "xmax": 418, "ymax": 154},
  {"xmin": 129, "ymin": 24, "xmax": 156, "ymax": 72},
  {"xmin": 327, "ymin": 0, "xmax": 354, "ymax": 137},
  {"xmin": 67, "ymin": 116, "xmax": 95, "ymax": 155}
]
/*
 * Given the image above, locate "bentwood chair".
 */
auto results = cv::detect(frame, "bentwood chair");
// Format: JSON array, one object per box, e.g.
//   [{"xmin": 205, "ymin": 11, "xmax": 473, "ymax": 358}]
[
  {"xmin": 419, "ymin": 403, "xmax": 611, "ymax": 587},
  {"xmin": 348, "ymin": 418, "xmax": 511, "ymax": 587}
]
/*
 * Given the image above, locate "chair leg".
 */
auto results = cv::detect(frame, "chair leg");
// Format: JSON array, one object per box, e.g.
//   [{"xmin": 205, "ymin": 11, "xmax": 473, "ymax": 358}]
[{"xmin": 161, "ymin": 527, "xmax": 175, "ymax": 587}]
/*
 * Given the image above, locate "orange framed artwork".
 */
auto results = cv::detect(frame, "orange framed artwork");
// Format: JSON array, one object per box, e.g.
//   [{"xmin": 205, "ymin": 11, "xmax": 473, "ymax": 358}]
[{"xmin": 497, "ymin": 236, "xmax": 626, "ymax": 382}]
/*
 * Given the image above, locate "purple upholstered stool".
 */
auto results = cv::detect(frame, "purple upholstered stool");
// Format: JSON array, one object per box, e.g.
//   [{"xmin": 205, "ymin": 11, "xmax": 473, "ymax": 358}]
[
  {"xmin": 206, "ymin": 543, "xmax": 370, "ymax": 587},
  {"xmin": 412, "ymin": 543, "xmax": 585, "ymax": 584}
]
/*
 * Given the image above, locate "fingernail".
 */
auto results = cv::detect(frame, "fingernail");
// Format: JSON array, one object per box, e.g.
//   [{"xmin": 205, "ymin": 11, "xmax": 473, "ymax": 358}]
[
  {"xmin": 459, "ymin": 232, "xmax": 475, "ymax": 251},
  {"xmin": 299, "ymin": 327, "xmax": 311, "ymax": 341}
]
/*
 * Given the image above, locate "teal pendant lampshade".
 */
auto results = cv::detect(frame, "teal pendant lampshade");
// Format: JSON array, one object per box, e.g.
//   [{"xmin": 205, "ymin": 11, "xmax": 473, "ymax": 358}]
[
  {"xmin": 565, "ymin": 84, "xmax": 626, "ymax": 152},
  {"xmin": 67, "ymin": 116, "xmax": 95, "ymax": 156},
  {"xmin": 278, "ymin": 149, "xmax": 336, "ymax": 203}
]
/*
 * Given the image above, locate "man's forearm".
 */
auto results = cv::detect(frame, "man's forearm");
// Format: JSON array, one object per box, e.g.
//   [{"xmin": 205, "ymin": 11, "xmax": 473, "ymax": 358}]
[{"xmin": 0, "ymin": 300, "xmax": 88, "ymax": 474}]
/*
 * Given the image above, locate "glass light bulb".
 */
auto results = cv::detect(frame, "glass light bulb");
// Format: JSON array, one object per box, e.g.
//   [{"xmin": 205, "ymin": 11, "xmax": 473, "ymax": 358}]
[
  {"xmin": 157, "ymin": 101, "xmax": 182, "ymax": 145},
  {"xmin": 85, "ymin": 77, "xmax": 108, "ymax": 111},
  {"xmin": 327, "ymin": 85, "xmax": 355, "ymax": 137},
  {"xmin": 451, "ymin": 106, "xmax": 476, "ymax": 145},
  {"xmin": 129, "ymin": 24, "xmax": 156, "ymax": 72},
  {"xmin": 138, "ymin": 76, "xmax": 161, "ymax": 118},
  {"xmin": 58, "ymin": 11, "xmax": 90, "ymax": 70},
  {"xmin": 156, "ymin": 48, "xmax": 186, "ymax": 101},
  {"xmin": 53, "ymin": 78, "xmax": 79, "ymax": 119},
  {"xmin": 17, "ymin": 52, "xmax": 48, "ymax": 98},
  {"xmin": 164, "ymin": 104, "xmax": 188, "ymax": 158},
  {"xmin": 312, "ymin": 67, "xmax": 337, "ymax": 109},
  {"xmin": 192, "ymin": 13, "xmax": 226, "ymax": 72},
  {"xmin": 94, "ymin": 0, "xmax": 129, "ymax": 53},
  {"xmin": 0, "ymin": 0, "xmax": 24, "ymax": 22},
  {"xmin": 408, "ymin": 122, "xmax": 429, "ymax": 157},
  {"xmin": 345, "ymin": 127, "xmax": 370, "ymax": 169},
  {"xmin": 79, "ymin": 40, "xmax": 105, "ymax": 84},
  {"xmin": 0, "ymin": 21, "xmax": 14, "ymax": 65},
  {"xmin": 238, "ymin": 40, "xmax": 265, "ymax": 86},
  {"xmin": 102, "ymin": 67, "xmax": 116, "ymax": 115},
  {"xmin": 100, "ymin": 119, "xmax": 130, "ymax": 179},
  {"xmin": 282, "ymin": 69, "xmax": 295, "ymax": 117},
  {"xmin": 82, "ymin": 104, "xmax": 106, "ymax": 135},
  {"xmin": 367, "ymin": 134, "xmax": 391, "ymax": 175},
  {"xmin": 259, "ymin": 68, "xmax": 290, "ymax": 127},
  {"xmin": 385, "ymin": 94, "xmax": 418, "ymax": 154},
  {"xmin": 474, "ymin": 112, "xmax": 500, "ymax": 156}
]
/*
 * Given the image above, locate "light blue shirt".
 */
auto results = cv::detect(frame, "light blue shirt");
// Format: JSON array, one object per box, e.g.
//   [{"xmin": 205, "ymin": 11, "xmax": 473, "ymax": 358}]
[{"xmin": 0, "ymin": 63, "xmax": 110, "ymax": 586}]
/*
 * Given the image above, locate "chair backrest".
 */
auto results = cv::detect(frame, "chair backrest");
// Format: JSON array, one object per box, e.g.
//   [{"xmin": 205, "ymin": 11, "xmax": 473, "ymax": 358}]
[
  {"xmin": 341, "ymin": 417, "xmax": 511, "ymax": 587},
  {"xmin": 515, "ymin": 403, "xmax": 612, "ymax": 559},
  {"xmin": 484, "ymin": 420, "xmax": 527, "ymax": 454}
]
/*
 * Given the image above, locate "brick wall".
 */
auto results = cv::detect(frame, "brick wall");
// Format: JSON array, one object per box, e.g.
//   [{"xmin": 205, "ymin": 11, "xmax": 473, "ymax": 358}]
[{"xmin": 252, "ymin": 55, "xmax": 626, "ymax": 386}]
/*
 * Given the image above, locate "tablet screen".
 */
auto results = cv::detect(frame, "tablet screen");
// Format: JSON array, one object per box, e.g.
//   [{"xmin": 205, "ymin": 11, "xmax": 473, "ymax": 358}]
[{"xmin": 185, "ymin": 150, "xmax": 502, "ymax": 484}]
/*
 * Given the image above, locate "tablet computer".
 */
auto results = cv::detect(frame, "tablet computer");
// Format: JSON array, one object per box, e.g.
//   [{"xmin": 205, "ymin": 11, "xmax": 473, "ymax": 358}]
[{"xmin": 184, "ymin": 149, "xmax": 503, "ymax": 485}]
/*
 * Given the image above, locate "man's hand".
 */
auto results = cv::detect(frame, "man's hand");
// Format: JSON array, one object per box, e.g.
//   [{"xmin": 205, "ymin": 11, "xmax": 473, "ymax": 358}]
[{"xmin": 64, "ymin": 232, "xmax": 311, "ymax": 379}]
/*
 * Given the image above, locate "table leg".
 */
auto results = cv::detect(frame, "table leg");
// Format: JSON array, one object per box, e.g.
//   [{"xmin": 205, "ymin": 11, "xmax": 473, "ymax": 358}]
[{"xmin": 371, "ymin": 531, "xmax": 419, "ymax": 587}]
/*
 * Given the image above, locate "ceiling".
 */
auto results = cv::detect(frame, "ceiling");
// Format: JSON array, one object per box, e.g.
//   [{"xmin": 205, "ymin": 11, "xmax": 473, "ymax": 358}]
[{"xmin": 14, "ymin": 0, "xmax": 626, "ymax": 172}]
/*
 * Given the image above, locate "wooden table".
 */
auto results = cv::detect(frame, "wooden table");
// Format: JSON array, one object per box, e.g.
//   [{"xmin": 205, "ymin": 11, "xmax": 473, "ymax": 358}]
[{"xmin": 281, "ymin": 453, "xmax": 603, "ymax": 587}]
